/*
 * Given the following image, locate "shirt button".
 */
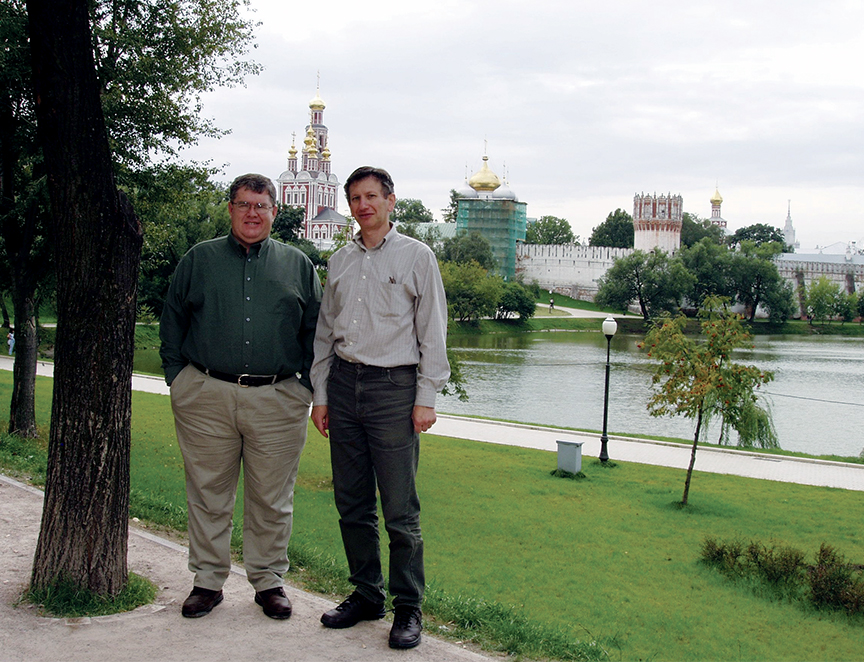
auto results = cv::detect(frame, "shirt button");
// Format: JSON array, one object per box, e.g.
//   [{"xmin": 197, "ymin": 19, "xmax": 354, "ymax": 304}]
[
  {"xmin": 246, "ymin": 296, "xmax": 251, "ymax": 301},
  {"xmin": 245, "ymin": 341, "xmax": 250, "ymax": 345},
  {"xmin": 362, "ymin": 275, "xmax": 366, "ymax": 279},
  {"xmin": 352, "ymin": 320, "xmax": 357, "ymax": 324},
  {"xmin": 246, "ymin": 317, "xmax": 251, "ymax": 322},
  {"xmin": 246, "ymin": 277, "xmax": 251, "ymax": 281}
]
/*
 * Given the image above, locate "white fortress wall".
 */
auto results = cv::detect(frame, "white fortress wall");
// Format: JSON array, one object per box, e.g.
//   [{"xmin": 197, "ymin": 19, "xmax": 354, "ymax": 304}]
[{"xmin": 516, "ymin": 244, "xmax": 632, "ymax": 300}]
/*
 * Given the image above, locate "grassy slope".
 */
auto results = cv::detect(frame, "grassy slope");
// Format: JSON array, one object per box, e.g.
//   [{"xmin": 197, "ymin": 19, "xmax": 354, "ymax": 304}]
[{"xmin": 2, "ymin": 372, "xmax": 863, "ymax": 661}]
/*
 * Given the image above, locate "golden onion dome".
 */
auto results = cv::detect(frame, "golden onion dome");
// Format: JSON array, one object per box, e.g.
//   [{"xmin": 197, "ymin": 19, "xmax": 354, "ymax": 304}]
[
  {"xmin": 303, "ymin": 125, "xmax": 317, "ymax": 155},
  {"xmin": 309, "ymin": 88, "xmax": 325, "ymax": 110},
  {"xmin": 710, "ymin": 187, "xmax": 723, "ymax": 205},
  {"xmin": 468, "ymin": 155, "xmax": 501, "ymax": 192}
]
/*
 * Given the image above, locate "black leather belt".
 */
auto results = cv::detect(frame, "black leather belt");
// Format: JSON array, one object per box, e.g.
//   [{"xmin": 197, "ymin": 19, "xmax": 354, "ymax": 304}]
[
  {"xmin": 334, "ymin": 356, "xmax": 417, "ymax": 375},
  {"xmin": 192, "ymin": 362, "xmax": 291, "ymax": 387}
]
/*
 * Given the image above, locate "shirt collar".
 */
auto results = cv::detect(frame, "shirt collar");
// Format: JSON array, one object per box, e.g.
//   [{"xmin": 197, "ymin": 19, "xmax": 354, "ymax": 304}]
[
  {"xmin": 353, "ymin": 223, "xmax": 397, "ymax": 251},
  {"xmin": 227, "ymin": 232, "xmax": 270, "ymax": 257}
]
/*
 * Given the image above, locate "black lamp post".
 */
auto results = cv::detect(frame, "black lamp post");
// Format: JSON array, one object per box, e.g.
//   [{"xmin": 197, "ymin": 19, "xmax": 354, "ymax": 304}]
[{"xmin": 599, "ymin": 316, "xmax": 618, "ymax": 463}]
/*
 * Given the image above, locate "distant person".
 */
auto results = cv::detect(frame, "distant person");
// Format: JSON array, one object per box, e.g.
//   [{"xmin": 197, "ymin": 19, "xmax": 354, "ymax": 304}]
[
  {"xmin": 160, "ymin": 173, "xmax": 321, "ymax": 620},
  {"xmin": 310, "ymin": 166, "xmax": 449, "ymax": 649},
  {"xmin": 549, "ymin": 298, "xmax": 554, "ymax": 313},
  {"xmin": 7, "ymin": 330, "xmax": 14, "ymax": 355}
]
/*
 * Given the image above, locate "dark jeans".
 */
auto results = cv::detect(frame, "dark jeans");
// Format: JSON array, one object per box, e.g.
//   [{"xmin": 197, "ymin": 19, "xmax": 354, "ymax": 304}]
[{"xmin": 327, "ymin": 357, "xmax": 423, "ymax": 608}]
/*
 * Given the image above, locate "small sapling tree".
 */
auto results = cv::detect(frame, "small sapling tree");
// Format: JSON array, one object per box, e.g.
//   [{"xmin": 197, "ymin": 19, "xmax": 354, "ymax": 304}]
[{"xmin": 639, "ymin": 296, "xmax": 775, "ymax": 505}]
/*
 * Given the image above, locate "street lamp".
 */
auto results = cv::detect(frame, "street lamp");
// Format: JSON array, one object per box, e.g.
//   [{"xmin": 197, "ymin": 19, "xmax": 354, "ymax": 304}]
[{"xmin": 599, "ymin": 316, "xmax": 618, "ymax": 463}]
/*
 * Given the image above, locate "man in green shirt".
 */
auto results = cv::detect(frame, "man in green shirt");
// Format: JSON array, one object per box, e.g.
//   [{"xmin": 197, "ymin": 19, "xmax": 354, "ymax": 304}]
[{"xmin": 160, "ymin": 173, "xmax": 321, "ymax": 620}]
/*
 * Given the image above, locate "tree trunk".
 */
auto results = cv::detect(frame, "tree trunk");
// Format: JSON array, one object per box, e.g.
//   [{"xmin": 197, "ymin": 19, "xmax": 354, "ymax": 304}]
[
  {"xmin": 27, "ymin": 0, "xmax": 143, "ymax": 596},
  {"xmin": 8, "ymin": 283, "xmax": 37, "ymax": 438},
  {"xmin": 681, "ymin": 407, "xmax": 703, "ymax": 506},
  {"xmin": 0, "ymin": 297, "xmax": 9, "ymax": 329}
]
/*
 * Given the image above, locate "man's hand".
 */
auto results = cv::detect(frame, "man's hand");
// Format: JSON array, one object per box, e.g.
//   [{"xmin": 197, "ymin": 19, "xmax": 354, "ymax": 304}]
[
  {"xmin": 412, "ymin": 406, "xmax": 437, "ymax": 433},
  {"xmin": 311, "ymin": 405, "xmax": 329, "ymax": 438}
]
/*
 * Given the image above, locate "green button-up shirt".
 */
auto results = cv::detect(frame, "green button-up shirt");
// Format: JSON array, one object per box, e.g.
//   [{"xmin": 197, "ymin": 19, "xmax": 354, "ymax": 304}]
[{"xmin": 160, "ymin": 233, "xmax": 322, "ymax": 389}]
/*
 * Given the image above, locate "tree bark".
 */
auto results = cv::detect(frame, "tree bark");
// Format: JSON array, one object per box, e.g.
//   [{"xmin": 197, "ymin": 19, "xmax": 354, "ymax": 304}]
[
  {"xmin": 27, "ymin": 0, "xmax": 143, "ymax": 596},
  {"xmin": 8, "ymin": 283, "xmax": 37, "ymax": 438},
  {"xmin": 681, "ymin": 407, "xmax": 703, "ymax": 506}
]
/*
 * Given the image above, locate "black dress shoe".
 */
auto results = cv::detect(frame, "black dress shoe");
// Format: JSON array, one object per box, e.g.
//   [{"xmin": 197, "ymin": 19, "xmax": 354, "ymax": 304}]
[
  {"xmin": 181, "ymin": 587, "xmax": 223, "ymax": 618},
  {"xmin": 389, "ymin": 605, "xmax": 423, "ymax": 649},
  {"xmin": 320, "ymin": 591, "xmax": 386, "ymax": 629},
  {"xmin": 255, "ymin": 586, "xmax": 293, "ymax": 619}
]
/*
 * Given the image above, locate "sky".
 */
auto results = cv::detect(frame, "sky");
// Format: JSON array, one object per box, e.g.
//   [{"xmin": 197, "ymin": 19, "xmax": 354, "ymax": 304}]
[{"xmin": 177, "ymin": 0, "xmax": 864, "ymax": 253}]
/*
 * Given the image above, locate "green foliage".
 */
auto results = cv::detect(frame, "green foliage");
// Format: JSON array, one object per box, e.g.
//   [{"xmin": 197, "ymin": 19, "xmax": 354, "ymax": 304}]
[
  {"xmin": 702, "ymin": 537, "xmax": 864, "ymax": 616},
  {"xmin": 681, "ymin": 212, "xmax": 725, "ymax": 248},
  {"xmin": 441, "ymin": 347, "xmax": 468, "ymax": 402},
  {"xmin": 805, "ymin": 276, "xmax": 846, "ymax": 325},
  {"xmin": 438, "ymin": 230, "xmax": 497, "ymax": 271},
  {"xmin": 525, "ymin": 215, "xmax": 576, "ymax": 245},
  {"xmin": 595, "ymin": 249, "xmax": 693, "ymax": 321},
  {"xmin": 728, "ymin": 223, "xmax": 790, "ymax": 250},
  {"xmin": 440, "ymin": 261, "xmax": 503, "ymax": 323},
  {"xmin": 91, "ymin": 0, "xmax": 262, "ymax": 171},
  {"xmin": 641, "ymin": 297, "xmax": 775, "ymax": 502},
  {"xmin": 678, "ymin": 238, "xmax": 734, "ymax": 308},
  {"xmin": 271, "ymin": 205, "xmax": 305, "ymax": 243},
  {"xmin": 25, "ymin": 572, "xmax": 157, "ymax": 617},
  {"xmin": 810, "ymin": 544, "xmax": 864, "ymax": 614},
  {"xmin": 588, "ymin": 208, "xmax": 633, "ymax": 248},
  {"xmin": 730, "ymin": 241, "xmax": 792, "ymax": 323},
  {"xmin": 391, "ymin": 198, "xmax": 434, "ymax": 227},
  {"xmin": 806, "ymin": 276, "xmax": 837, "ymax": 324},
  {"xmin": 495, "ymin": 282, "xmax": 536, "ymax": 321},
  {"xmin": 440, "ymin": 189, "xmax": 463, "ymax": 223},
  {"xmin": 133, "ymin": 166, "xmax": 230, "ymax": 316}
]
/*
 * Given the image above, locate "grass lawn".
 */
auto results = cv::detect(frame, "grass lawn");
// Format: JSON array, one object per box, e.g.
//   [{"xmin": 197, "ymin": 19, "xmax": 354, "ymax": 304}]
[{"xmin": 2, "ymin": 371, "xmax": 863, "ymax": 660}]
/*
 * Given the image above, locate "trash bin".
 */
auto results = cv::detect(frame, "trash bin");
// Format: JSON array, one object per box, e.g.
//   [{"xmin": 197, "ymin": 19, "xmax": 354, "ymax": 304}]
[{"xmin": 556, "ymin": 440, "xmax": 584, "ymax": 473}]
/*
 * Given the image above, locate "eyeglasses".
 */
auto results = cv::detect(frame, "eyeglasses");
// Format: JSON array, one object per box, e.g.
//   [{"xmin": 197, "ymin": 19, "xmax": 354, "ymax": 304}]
[{"xmin": 232, "ymin": 201, "xmax": 274, "ymax": 212}]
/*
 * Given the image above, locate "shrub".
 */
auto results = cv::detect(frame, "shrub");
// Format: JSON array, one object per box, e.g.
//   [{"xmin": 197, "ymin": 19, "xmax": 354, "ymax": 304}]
[{"xmin": 808, "ymin": 543, "xmax": 864, "ymax": 614}]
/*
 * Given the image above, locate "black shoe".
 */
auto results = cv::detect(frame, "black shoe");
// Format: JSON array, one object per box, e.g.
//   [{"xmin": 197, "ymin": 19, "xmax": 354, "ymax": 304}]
[
  {"xmin": 255, "ymin": 586, "xmax": 293, "ymax": 619},
  {"xmin": 320, "ymin": 591, "xmax": 386, "ymax": 629},
  {"xmin": 389, "ymin": 605, "xmax": 422, "ymax": 649},
  {"xmin": 181, "ymin": 586, "xmax": 223, "ymax": 618}
]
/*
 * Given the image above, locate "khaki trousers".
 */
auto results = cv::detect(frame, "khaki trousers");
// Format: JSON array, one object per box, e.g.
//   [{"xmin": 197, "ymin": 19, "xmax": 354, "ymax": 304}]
[{"xmin": 170, "ymin": 364, "xmax": 311, "ymax": 591}]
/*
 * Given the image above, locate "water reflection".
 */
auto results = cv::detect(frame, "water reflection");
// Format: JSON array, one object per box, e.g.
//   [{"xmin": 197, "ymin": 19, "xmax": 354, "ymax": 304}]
[{"xmin": 440, "ymin": 332, "xmax": 864, "ymax": 458}]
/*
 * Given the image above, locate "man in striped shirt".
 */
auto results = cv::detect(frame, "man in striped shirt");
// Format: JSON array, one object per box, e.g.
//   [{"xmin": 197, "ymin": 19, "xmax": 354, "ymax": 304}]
[{"xmin": 310, "ymin": 166, "xmax": 449, "ymax": 649}]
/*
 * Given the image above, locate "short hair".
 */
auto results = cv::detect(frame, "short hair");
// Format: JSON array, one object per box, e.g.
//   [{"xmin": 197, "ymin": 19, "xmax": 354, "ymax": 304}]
[
  {"xmin": 344, "ymin": 166, "xmax": 394, "ymax": 200},
  {"xmin": 229, "ymin": 173, "xmax": 277, "ymax": 206}
]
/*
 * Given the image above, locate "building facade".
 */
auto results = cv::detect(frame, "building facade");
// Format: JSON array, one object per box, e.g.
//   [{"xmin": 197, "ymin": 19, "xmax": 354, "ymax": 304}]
[{"xmin": 275, "ymin": 88, "xmax": 349, "ymax": 247}]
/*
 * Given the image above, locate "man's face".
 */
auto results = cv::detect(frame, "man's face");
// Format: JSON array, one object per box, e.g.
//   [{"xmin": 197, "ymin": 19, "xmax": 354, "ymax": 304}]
[
  {"xmin": 229, "ymin": 187, "xmax": 276, "ymax": 249},
  {"xmin": 347, "ymin": 176, "xmax": 396, "ymax": 237}
]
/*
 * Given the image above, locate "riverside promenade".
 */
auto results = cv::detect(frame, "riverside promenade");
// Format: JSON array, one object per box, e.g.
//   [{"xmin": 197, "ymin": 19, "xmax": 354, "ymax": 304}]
[{"xmin": 1, "ymin": 349, "xmax": 862, "ymax": 662}]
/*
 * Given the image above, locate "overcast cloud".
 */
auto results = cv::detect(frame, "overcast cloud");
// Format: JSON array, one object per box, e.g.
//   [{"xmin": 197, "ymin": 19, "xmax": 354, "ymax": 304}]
[{"xmin": 177, "ymin": 0, "xmax": 864, "ymax": 252}]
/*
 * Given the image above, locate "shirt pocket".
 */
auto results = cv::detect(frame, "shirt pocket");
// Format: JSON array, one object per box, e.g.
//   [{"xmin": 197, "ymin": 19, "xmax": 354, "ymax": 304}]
[{"xmin": 372, "ymin": 279, "xmax": 414, "ymax": 318}]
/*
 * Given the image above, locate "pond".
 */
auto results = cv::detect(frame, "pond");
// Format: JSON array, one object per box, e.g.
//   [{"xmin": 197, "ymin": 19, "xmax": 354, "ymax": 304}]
[{"xmin": 437, "ymin": 331, "xmax": 864, "ymax": 458}]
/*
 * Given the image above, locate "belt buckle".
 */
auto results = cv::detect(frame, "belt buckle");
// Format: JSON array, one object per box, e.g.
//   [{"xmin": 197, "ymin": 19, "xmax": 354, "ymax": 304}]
[{"xmin": 237, "ymin": 374, "xmax": 251, "ymax": 388}]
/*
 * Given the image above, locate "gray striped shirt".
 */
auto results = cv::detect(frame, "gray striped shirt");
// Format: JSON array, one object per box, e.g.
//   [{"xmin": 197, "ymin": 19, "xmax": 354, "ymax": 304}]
[{"xmin": 311, "ymin": 225, "xmax": 450, "ymax": 408}]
